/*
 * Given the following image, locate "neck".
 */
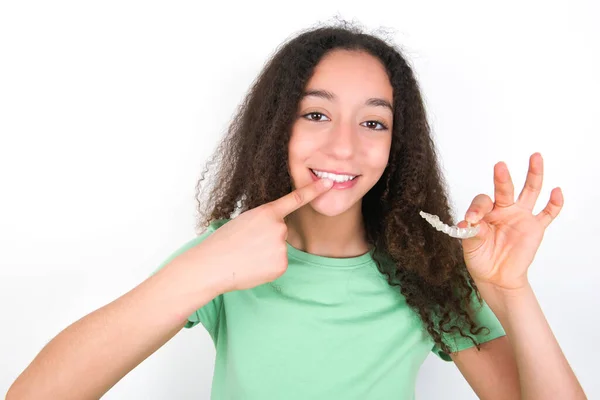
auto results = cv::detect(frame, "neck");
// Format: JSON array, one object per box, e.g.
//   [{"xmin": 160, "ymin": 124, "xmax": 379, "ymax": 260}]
[{"xmin": 285, "ymin": 202, "xmax": 371, "ymax": 258}]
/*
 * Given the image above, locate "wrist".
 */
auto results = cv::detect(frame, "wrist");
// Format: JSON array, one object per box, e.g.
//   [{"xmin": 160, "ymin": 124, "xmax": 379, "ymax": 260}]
[
  {"xmin": 475, "ymin": 278, "xmax": 532, "ymax": 297},
  {"xmin": 473, "ymin": 279, "xmax": 534, "ymax": 318},
  {"xmin": 156, "ymin": 252, "xmax": 225, "ymax": 315}
]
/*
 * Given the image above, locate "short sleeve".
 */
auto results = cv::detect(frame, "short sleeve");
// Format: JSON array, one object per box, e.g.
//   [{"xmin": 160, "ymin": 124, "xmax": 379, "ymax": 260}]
[
  {"xmin": 151, "ymin": 219, "xmax": 230, "ymax": 338},
  {"xmin": 431, "ymin": 291, "xmax": 506, "ymax": 362}
]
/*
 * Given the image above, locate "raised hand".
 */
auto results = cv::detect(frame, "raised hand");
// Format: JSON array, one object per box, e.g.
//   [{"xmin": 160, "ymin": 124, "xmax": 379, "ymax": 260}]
[
  {"xmin": 194, "ymin": 178, "xmax": 334, "ymax": 293},
  {"xmin": 459, "ymin": 153, "xmax": 563, "ymax": 290}
]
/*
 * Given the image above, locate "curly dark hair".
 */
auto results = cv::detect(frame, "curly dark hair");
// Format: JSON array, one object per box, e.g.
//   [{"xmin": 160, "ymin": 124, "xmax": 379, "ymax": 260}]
[{"xmin": 194, "ymin": 20, "xmax": 489, "ymax": 357}]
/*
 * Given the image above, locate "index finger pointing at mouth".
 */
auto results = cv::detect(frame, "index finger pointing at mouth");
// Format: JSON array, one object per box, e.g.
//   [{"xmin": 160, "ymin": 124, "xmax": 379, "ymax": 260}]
[{"xmin": 269, "ymin": 178, "xmax": 334, "ymax": 219}]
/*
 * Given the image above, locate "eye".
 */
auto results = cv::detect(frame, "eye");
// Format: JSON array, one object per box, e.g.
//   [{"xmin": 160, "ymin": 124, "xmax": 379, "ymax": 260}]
[
  {"xmin": 302, "ymin": 112, "xmax": 389, "ymax": 131},
  {"xmin": 302, "ymin": 112, "xmax": 330, "ymax": 122},
  {"xmin": 361, "ymin": 120, "xmax": 389, "ymax": 131}
]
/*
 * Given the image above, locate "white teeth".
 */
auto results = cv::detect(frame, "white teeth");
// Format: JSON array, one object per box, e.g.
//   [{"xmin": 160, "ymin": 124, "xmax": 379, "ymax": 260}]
[
  {"xmin": 311, "ymin": 169, "xmax": 356, "ymax": 183},
  {"xmin": 419, "ymin": 210, "xmax": 480, "ymax": 239}
]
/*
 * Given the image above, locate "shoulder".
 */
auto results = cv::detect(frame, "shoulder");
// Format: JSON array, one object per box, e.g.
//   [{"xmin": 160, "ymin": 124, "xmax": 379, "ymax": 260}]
[
  {"xmin": 152, "ymin": 218, "xmax": 231, "ymax": 275},
  {"xmin": 179, "ymin": 218, "xmax": 231, "ymax": 249},
  {"xmin": 192, "ymin": 218, "xmax": 231, "ymax": 239},
  {"xmin": 205, "ymin": 218, "xmax": 231, "ymax": 232}
]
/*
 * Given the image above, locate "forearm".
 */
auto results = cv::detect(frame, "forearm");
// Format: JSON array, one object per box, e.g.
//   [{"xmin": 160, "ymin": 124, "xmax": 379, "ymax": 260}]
[
  {"xmin": 475, "ymin": 280, "xmax": 586, "ymax": 399},
  {"xmin": 7, "ymin": 258, "xmax": 220, "ymax": 400}
]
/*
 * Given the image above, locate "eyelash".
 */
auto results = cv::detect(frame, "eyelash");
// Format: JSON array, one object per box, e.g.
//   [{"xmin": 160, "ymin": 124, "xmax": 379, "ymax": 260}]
[{"xmin": 302, "ymin": 112, "xmax": 389, "ymax": 131}]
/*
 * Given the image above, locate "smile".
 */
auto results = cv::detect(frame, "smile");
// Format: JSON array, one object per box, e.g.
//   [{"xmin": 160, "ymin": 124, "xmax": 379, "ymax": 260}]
[{"xmin": 309, "ymin": 169, "xmax": 358, "ymax": 183}]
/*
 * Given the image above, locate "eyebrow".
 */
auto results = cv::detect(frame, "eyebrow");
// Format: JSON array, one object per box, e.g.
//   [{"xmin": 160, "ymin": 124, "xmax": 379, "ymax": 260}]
[{"xmin": 301, "ymin": 89, "xmax": 393, "ymax": 113}]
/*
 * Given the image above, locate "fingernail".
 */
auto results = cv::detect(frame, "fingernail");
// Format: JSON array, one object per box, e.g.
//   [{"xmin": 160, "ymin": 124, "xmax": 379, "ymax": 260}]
[
  {"xmin": 321, "ymin": 179, "xmax": 333, "ymax": 188},
  {"xmin": 465, "ymin": 212, "xmax": 478, "ymax": 223}
]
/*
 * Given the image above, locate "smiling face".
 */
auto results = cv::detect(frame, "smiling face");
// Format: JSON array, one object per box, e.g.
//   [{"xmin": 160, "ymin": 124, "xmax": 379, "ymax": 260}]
[{"xmin": 288, "ymin": 49, "xmax": 394, "ymax": 217}]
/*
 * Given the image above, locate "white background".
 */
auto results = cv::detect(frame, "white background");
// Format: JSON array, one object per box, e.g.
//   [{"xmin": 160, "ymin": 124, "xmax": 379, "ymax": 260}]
[{"xmin": 1, "ymin": 1, "xmax": 598, "ymax": 398}]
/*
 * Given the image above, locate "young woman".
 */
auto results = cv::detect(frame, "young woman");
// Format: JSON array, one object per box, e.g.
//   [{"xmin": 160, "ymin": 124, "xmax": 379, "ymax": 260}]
[{"xmin": 8, "ymin": 23, "xmax": 586, "ymax": 399}]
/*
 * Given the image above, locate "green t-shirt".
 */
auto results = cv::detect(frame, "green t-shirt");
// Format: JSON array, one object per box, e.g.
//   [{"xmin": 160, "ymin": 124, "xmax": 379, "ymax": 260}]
[{"xmin": 154, "ymin": 219, "xmax": 505, "ymax": 400}]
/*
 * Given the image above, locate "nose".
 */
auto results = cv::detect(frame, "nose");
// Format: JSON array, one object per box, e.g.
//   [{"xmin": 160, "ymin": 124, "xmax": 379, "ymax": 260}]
[{"xmin": 323, "ymin": 120, "xmax": 356, "ymax": 160}]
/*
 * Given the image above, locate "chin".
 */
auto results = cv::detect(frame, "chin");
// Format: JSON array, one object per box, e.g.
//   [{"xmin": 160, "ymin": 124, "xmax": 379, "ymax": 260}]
[{"xmin": 308, "ymin": 195, "xmax": 358, "ymax": 217}]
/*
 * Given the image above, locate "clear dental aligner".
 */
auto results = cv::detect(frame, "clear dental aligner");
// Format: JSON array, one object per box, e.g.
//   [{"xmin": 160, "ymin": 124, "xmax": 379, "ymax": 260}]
[{"xmin": 419, "ymin": 211, "xmax": 480, "ymax": 239}]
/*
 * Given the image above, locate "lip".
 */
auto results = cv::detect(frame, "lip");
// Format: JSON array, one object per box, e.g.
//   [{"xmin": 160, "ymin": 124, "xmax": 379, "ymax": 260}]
[
  {"xmin": 310, "ymin": 168, "xmax": 358, "ymax": 177},
  {"xmin": 309, "ymin": 168, "xmax": 360, "ymax": 190}
]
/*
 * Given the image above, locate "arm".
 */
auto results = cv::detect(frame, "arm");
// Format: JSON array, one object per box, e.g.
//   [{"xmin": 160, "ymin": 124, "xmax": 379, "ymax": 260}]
[
  {"xmin": 453, "ymin": 281, "xmax": 586, "ymax": 399},
  {"xmin": 6, "ymin": 254, "xmax": 222, "ymax": 400},
  {"xmin": 451, "ymin": 336, "xmax": 520, "ymax": 399},
  {"xmin": 6, "ymin": 178, "xmax": 333, "ymax": 399},
  {"xmin": 453, "ymin": 153, "xmax": 585, "ymax": 399}
]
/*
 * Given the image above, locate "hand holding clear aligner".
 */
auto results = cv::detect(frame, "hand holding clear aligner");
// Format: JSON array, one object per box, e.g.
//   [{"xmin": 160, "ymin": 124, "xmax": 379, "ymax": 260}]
[{"xmin": 419, "ymin": 211, "xmax": 480, "ymax": 239}]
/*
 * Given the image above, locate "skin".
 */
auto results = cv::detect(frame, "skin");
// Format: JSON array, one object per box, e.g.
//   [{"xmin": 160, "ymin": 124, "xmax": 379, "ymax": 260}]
[
  {"xmin": 6, "ymin": 177, "xmax": 336, "ymax": 400},
  {"xmin": 285, "ymin": 50, "xmax": 586, "ymax": 398},
  {"xmin": 286, "ymin": 49, "xmax": 392, "ymax": 258},
  {"xmin": 452, "ymin": 154, "xmax": 586, "ymax": 398},
  {"xmin": 7, "ymin": 49, "xmax": 586, "ymax": 399}
]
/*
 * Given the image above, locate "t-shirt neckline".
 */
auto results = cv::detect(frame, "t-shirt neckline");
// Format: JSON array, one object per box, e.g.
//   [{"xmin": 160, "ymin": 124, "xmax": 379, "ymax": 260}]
[{"xmin": 285, "ymin": 241, "xmax": 374, "ymax": 268}]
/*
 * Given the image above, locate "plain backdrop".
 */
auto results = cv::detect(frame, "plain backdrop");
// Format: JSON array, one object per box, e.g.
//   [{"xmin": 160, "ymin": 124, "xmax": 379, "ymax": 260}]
[{"xmin": 1, "ymin": 1, "xmax": 598, "ymax": 398}]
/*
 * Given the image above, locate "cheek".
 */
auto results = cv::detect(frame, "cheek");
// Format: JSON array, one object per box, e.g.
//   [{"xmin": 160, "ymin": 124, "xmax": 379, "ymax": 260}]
[
  {"xmin": 287, "ymin": 130, "xmax": 318, "ymax": 186},
  {"xmin": 362, "ymin": 140, "xmax": 391, "ymax": 171},
  {"xmin": 289, "ymin": 127, "xmax": 321, "ymax": 160}
]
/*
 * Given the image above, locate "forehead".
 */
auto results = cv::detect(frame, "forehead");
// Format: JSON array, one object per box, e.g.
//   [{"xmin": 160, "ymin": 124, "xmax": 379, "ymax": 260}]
[{"xmin": 303, "ymin": 49, "xmax": 393, "ymax": 101}]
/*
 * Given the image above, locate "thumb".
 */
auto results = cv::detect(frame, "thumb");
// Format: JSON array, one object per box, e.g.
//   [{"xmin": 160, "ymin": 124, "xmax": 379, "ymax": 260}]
[{"xmin": 459, "ymin": 218, "xmax": 491, "ymax": 254}]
